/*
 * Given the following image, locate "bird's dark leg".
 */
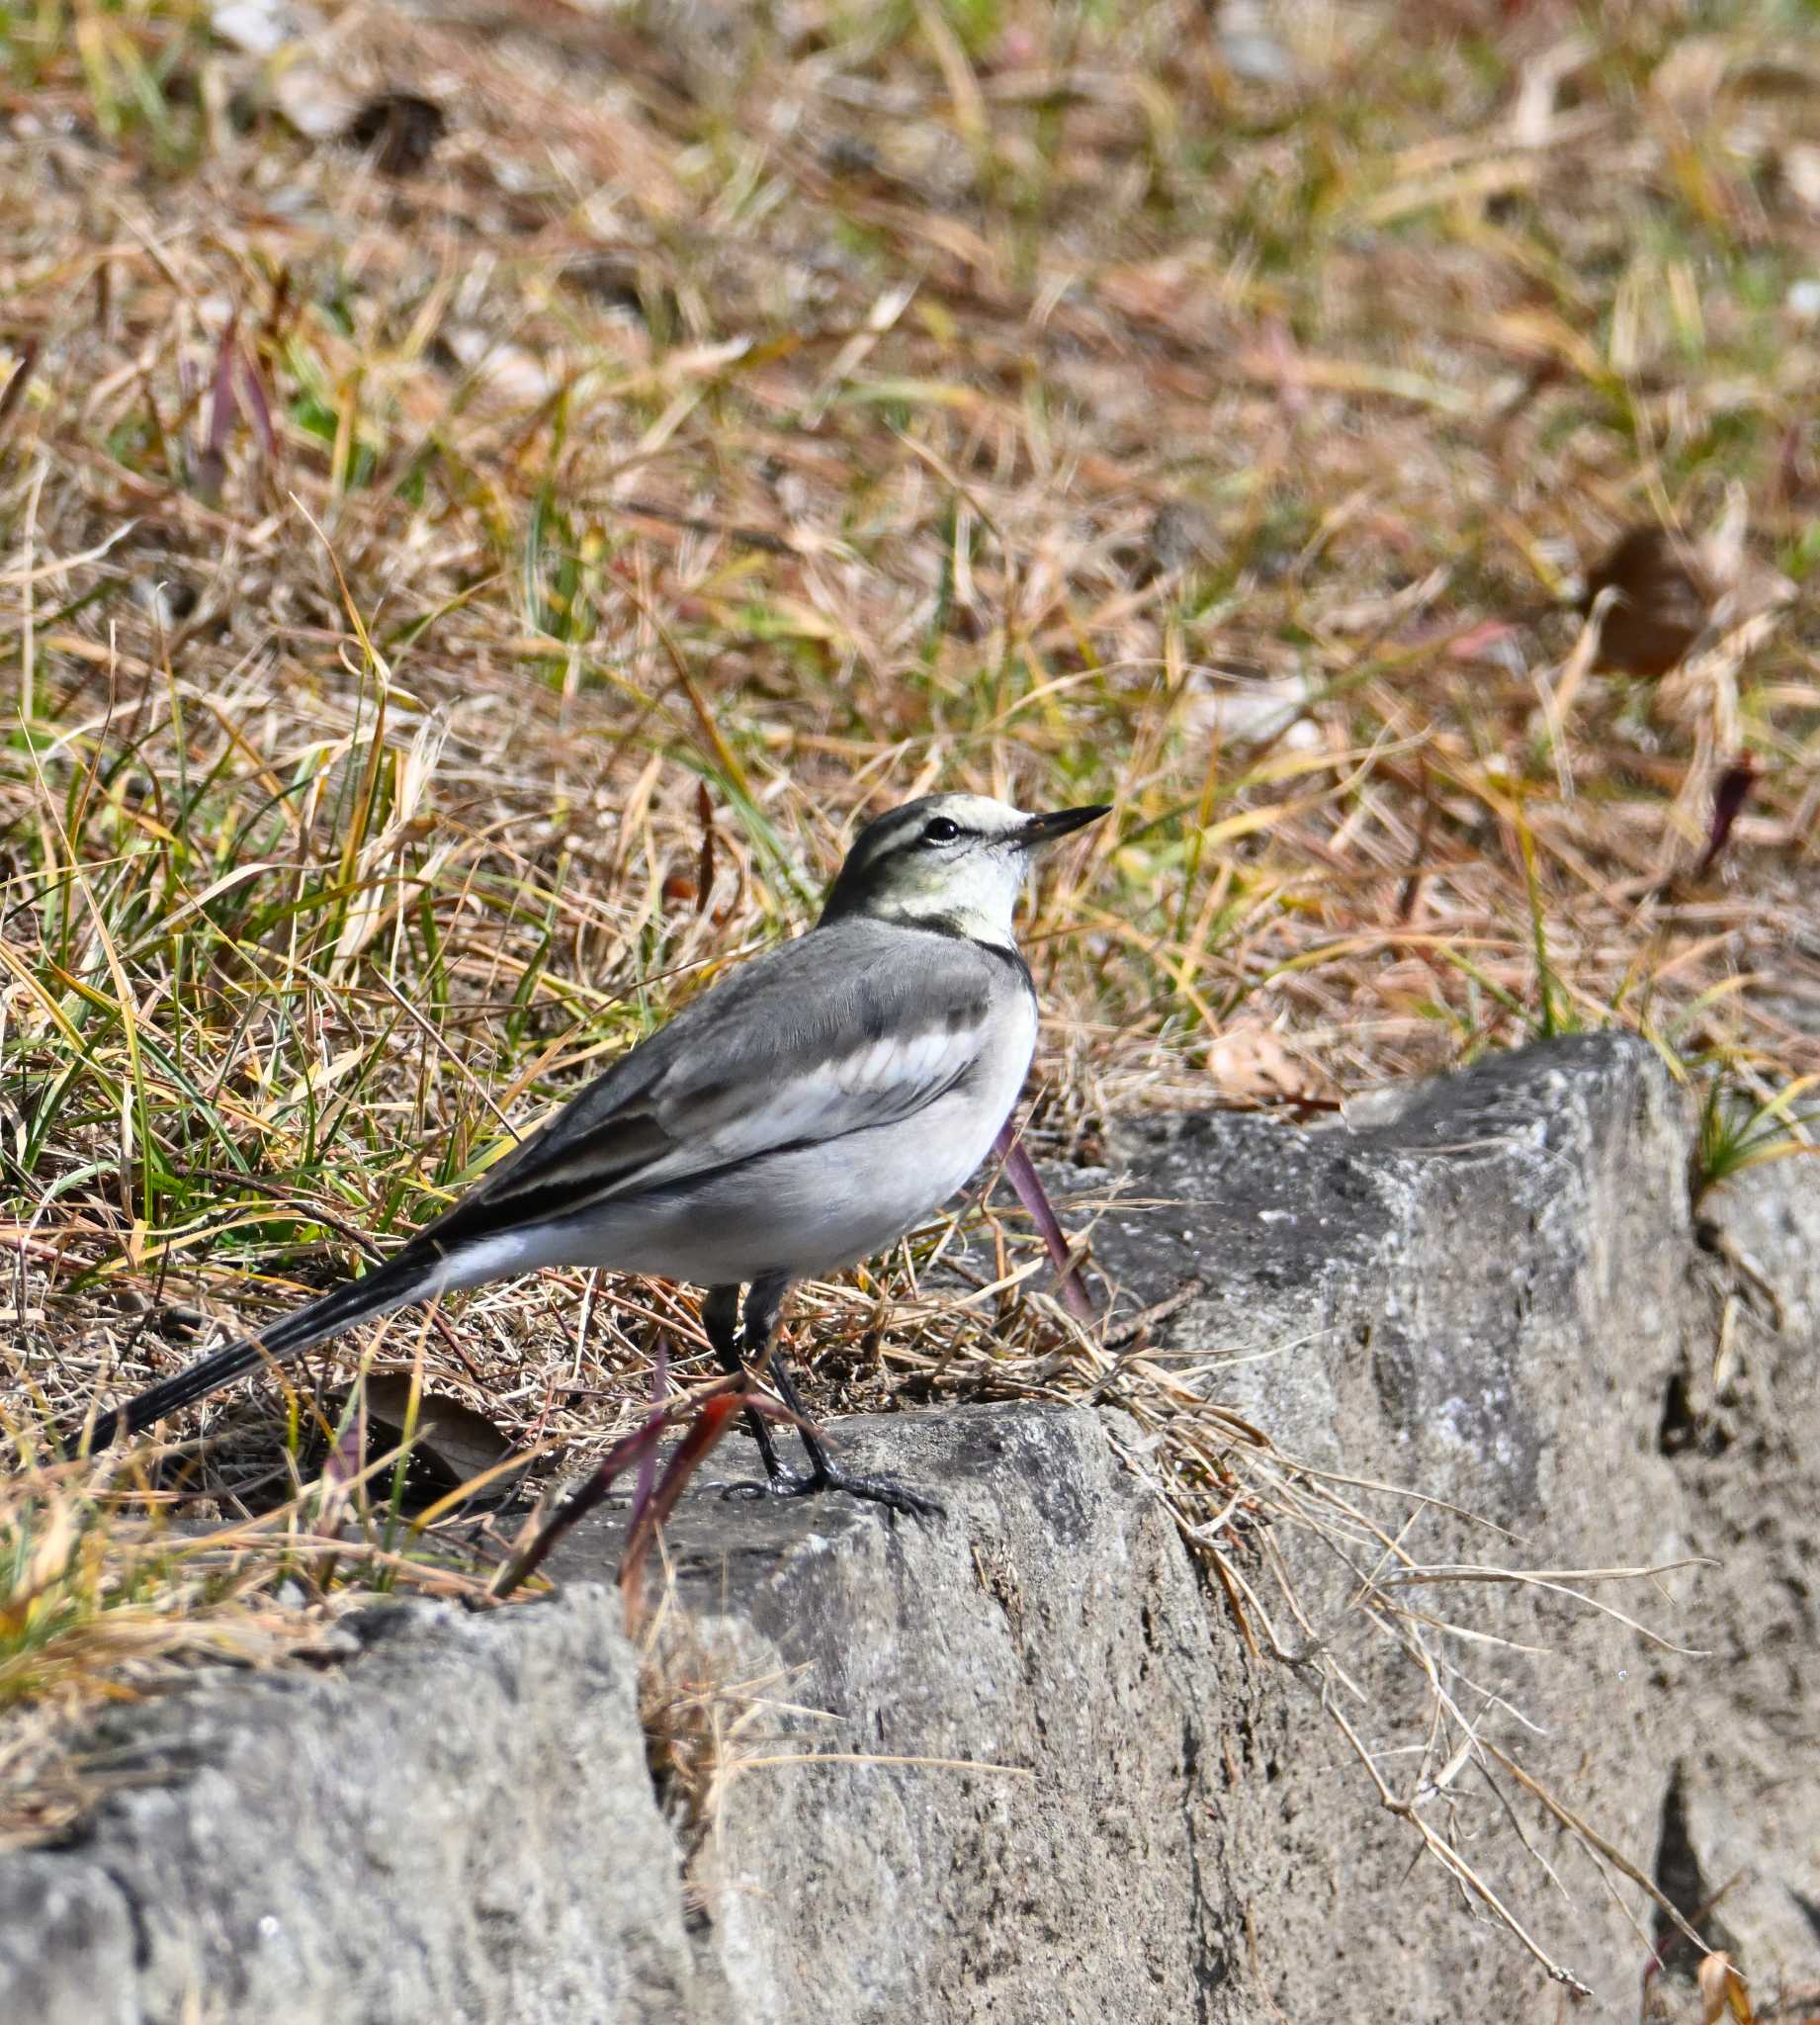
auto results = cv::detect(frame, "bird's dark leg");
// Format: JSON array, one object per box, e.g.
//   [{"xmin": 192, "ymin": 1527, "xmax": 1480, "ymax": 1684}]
[
  {"xmin": 732, "ymin": 1274, "xmax": 943, "ymax": 1520},
  {"xmin": 702, "ymin": 1281, "xmax": 788, "ymax": 1480}
]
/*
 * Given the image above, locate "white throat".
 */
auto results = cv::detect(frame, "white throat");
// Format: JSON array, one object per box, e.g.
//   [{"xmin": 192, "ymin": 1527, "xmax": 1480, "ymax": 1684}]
[{"xmin": 865, "ymin": 851, "xmax": 1026, "ymax": 947}]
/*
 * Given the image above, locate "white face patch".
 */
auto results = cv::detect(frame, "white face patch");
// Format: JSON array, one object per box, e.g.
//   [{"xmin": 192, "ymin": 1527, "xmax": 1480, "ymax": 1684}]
[
  {"xmin": 855, "ymin": 794, "xmax": 1034, "ymax": 943},
  {"xmin": 821, "ymin": 790, "xmax": 1102, "ymax": 943}
]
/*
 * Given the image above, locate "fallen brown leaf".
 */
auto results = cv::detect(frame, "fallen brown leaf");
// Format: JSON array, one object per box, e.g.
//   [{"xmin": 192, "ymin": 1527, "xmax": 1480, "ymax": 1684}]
[
  {"xmin": 345, "ymin": 92, "xmax": 447, "ymax": 177},
  {"xmin": 1582, "ymin": 526, "xmax": 1712, "ymax": 680},
  {"xmin": 1206, "ymin": 1020, "xmax": 1319, "ymax": 1103},
  {"xmin": 332, "ymin": 1373, "xmax": 527, "ymax": 1511}
]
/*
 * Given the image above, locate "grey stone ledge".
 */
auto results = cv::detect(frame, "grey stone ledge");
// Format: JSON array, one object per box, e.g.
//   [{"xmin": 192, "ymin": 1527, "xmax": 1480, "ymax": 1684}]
[{"xmin": 3, "ymin": 1034, "xmax": 1815, "ymax": 2022}]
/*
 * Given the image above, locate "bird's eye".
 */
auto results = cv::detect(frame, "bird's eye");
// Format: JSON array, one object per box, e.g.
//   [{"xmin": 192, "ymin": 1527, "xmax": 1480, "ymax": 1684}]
[{"xmin": 921, "ymin": 817, "xmax": 962, "ymax": 844}]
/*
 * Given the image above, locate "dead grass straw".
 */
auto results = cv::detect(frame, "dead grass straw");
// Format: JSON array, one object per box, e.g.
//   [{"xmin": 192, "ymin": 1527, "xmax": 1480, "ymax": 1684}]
[{"xmin": 4, "ymin": 0, "xmax": 1817, "ymax": 1991}]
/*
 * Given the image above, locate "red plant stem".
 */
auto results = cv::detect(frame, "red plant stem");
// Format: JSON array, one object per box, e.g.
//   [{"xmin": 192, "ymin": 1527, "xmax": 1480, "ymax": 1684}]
[
  {"xmin": 618, "ymin": 1393, "xmax": 746, "ymax": 1609},
  {"xmin": 491, "ymin": 1381, "xmax": 795, "ymax": 1603},
  {"xmin": 630, "ymin": 1333, "xmax": 668, "ymax": 1526},
  {"xmin": 993, "ymin": 1118, "xmax": 1095, "ymax": 1321},
  {"xmin": 489, "ymin": 1414, "xmax": 668, "ymax": 1599}
]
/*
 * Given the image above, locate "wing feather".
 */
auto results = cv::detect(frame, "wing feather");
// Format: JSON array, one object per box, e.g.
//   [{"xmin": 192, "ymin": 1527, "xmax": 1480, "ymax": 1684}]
[{"xmin": 420, "ymin": 922, "xmax": 1008, "ymax": 1251}]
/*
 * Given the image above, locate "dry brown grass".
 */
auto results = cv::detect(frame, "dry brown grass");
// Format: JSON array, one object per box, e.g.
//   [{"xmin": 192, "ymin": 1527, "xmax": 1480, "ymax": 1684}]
[{"xmin": 2, "ymin": 0, "xmax": 1818, "ymax": 1983}]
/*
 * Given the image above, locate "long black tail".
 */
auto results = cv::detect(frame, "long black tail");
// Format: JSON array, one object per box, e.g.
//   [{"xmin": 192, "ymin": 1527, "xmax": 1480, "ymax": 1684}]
[{"xmin": 78, "ymin": 1244, "xmax": 442, "ymax": 1453}]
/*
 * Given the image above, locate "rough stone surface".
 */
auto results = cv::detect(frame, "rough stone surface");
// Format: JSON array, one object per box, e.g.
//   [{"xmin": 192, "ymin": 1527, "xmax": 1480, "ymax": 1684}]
[
  {"xmin": 2, "ymin": 1593, "xmax": 708, "ymax": 2024},
  {"xmin": 1087, "ymin": 1035, "xmax": 1695, "ymax": 2015},
  {"xmin": 1669, "ymin": 1156, "xmax": 1820, "ymax": 1986},
  {"xmin": 3, "ymin": 1035, "xmax": 1815, "ymax": 2021},
  {"xmin": 606, "ymin": 1406, "xmax": 1253, "ymax": 2025}
]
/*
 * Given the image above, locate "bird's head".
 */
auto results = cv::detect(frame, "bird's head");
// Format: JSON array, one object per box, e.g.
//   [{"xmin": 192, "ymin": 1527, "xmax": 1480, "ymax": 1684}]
[{"xmin": 818, "ymin": 792, "xmax": 1109, "ymax": 945}]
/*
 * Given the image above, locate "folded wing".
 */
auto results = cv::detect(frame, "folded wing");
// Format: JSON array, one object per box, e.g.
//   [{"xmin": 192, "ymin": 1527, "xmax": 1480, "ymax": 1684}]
[{"xmin": 420, "ymin": 922, "xmax": 1004, "ymax": 1252}]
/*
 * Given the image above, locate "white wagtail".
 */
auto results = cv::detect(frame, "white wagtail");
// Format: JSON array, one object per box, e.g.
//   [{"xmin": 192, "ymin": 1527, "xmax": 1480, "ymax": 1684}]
[{"xmin": 81, "ymin": 793, "xmax": 1109, "ymax": 1512}]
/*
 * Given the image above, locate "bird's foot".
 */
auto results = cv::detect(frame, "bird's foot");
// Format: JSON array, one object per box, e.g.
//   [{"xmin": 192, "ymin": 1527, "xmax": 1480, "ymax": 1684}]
[{"xmin": 719, "ymin": 1462, "xmax": 944, "ymax": 1520}]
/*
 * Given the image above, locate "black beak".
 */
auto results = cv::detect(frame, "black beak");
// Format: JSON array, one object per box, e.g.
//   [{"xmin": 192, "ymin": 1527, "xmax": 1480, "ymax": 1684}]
[{"xmin": 1018, "ymin": 804, "xmax": 1112, "ymax": 849}]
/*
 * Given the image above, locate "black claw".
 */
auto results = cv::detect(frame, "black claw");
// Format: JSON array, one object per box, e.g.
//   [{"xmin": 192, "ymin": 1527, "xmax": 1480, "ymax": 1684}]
[
  {"xmin": 701, "ymin": 1286, "xmax": 942, "ymax": 1520},
  {"xmin": 817, "ymin": 1468, "xmax": 945, "ymax": 1520}
]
